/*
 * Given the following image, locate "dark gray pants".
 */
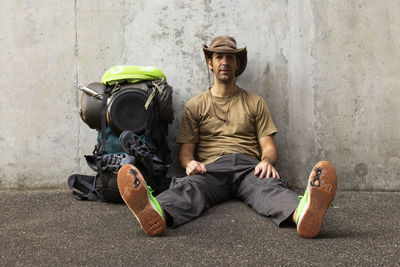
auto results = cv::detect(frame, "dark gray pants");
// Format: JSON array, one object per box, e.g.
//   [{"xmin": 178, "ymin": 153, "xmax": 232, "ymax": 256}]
[{"xmin": 156, "ymin": 153, "xmax": 299, "ymax": 228}]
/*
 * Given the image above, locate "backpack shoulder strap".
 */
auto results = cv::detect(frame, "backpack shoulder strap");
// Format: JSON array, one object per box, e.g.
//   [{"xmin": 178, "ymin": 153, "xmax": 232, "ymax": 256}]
[
  {"xmin": 95, "ymin": 83, "xmax": 121, "ymax": 201},
  {"xmin": 100, "ymin": 85, "xmax": 114, "ymax": 155}
]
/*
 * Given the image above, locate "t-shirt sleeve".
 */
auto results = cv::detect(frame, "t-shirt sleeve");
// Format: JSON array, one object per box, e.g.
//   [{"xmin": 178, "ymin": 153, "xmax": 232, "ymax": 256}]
[
  {"xmin": 176, "ymin": 104, "xmax": 199, "ymax": 144},
  {"xmin": 255, "ymin": 98, "xmax": 278, "ymax": 139}
]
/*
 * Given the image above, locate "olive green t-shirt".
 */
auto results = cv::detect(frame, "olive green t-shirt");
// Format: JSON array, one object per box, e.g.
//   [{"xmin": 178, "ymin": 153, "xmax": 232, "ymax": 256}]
[{"xmin": 177, "ymin": 87, "xmax": 278, "ymax": 165}]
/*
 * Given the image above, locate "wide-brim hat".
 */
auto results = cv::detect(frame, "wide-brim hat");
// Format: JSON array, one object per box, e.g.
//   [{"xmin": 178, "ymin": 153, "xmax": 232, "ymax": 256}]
[{"xmin": 203, "ymin": 36, "xmax": 247, "ymax": 77}]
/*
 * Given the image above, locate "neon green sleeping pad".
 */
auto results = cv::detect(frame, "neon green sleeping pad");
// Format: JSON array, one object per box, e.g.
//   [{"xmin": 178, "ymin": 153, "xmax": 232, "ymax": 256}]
[{"xmin": 101, "ymin": 65, "xmax": 166, "ymax": 85}]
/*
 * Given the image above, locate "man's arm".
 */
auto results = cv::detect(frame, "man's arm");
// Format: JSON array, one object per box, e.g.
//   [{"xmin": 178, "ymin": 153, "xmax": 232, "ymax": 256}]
[
  {"xmin": 254, "ymin": 135, "xmax": 280, "ymax": 179},
  {"xmin": 179, "ymin": 143, "xmax": 207, "ymax": 176}
]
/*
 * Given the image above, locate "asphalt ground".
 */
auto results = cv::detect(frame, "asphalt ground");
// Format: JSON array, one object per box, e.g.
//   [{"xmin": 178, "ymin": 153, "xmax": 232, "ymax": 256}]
[{"xmin": 1, "ymin": 189, "xmax": 399, "ymax": 266}]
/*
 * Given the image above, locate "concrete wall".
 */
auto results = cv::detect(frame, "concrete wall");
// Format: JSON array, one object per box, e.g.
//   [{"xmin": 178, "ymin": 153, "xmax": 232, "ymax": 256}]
[{"xmin": 0, "ymin": 0, "xmax": 399, "ymax": 191}]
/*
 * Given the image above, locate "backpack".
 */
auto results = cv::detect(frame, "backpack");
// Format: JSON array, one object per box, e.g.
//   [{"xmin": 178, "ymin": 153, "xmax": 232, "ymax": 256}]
[{"xmin": 68, "ymin": 66, "xmax": 173, "ymax": 202}]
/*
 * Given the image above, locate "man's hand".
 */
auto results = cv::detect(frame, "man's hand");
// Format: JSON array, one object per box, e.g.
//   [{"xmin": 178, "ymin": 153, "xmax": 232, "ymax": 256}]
[
  {"xmin": 186, "ymin": 160, "xmax": 207, "ymax": 176},
  {"xmin": 254, "ymin": 159, "xmax": 280, "ymax": 179}
]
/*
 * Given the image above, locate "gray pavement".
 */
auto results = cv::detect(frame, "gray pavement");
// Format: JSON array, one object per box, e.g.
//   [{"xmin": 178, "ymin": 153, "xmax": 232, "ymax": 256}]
[{"xmin": 1, "ymin": 189, "xmax": 399, "ymax": 266}]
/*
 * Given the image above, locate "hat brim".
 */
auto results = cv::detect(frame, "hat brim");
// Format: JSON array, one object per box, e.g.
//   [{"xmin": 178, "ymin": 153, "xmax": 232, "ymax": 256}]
[{"xmin": 203, "ymin": 45, "xmax": 247, "ymax": 77}]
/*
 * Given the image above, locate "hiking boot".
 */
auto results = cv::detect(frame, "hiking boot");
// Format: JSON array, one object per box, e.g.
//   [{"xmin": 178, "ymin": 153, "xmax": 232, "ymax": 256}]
[
  {"xmin": 84, "ymin": 153, "xmax": 135, "ymax": 172},
  {"xmin": 295, "ymin": 161, "xmax": 337, "ymax": 238},
  {"xmin": 119, "ymin": 130, "xmax": 149, "ymax": 157},
  {"xmin": 119, "ymin": 130, "xmax": 153, "ymax": 174},
  {"xmin": 117, "ymin": 164, "xmax": 166, "ymax": 237}
]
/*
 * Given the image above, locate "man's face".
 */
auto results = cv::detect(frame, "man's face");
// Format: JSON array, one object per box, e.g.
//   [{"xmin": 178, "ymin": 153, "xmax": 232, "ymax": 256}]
[{"xmin": 208, "ymin": 53, "xmax": 239, "ymax": 83}]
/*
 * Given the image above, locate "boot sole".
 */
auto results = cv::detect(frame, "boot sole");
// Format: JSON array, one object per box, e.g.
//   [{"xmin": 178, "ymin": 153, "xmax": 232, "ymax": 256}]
[
  {"xmin": 297, "ymin": 161, "xmax": 337, "ymax": 238},
  {"xmin": 117, "ymin": 164, "xmax": 165, "ymax": 237}
]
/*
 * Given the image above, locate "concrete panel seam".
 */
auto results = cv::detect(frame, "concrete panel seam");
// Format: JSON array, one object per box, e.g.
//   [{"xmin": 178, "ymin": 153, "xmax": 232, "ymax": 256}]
[{"xmin": 74, "ymin": 0, "xmax": 80, "ymax": 170}]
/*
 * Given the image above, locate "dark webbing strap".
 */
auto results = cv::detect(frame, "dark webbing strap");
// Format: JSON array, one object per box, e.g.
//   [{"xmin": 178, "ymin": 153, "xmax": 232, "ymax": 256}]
[
  {"xmin": 67, "ymin": 174, "xmax": 101, "ymax": 201},
  {"xmin": 97, "ymin": 86, "xmax": 114, "ymax": 200},
  {"xmin": 100, "ymin": 87, "xmax": 112, "ymax": 155}
]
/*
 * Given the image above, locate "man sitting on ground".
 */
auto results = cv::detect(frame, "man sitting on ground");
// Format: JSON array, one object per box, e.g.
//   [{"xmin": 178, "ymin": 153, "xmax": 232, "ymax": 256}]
[{"xmin": 117, "ymin": 35, "xmax": 337, "ymax": 238}]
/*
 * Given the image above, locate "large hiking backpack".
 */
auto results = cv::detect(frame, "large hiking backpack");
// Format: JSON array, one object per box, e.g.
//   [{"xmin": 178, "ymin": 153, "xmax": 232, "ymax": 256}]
[{"xmin": 68, "ymin": 66, "xmax": 173, "ymax": 202}]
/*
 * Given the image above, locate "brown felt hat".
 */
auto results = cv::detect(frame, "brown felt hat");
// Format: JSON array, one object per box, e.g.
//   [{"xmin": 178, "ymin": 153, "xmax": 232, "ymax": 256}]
[{"xmin": 203, "ymin": 35, "xmax": 247, "ymax": 77}]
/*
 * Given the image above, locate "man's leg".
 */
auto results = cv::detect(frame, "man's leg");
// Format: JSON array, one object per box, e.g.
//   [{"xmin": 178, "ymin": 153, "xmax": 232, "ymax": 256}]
[
  {"xmin": 229, "ymin": 153, "xmax": 299, "ymax": 226},
  {"xmin": 156, "ymin": 171, "xmax": 231, "ymax": 228},
  {"xmin": 235, "ymin": 167, "xmax": 299, "ymax": 226},
  {"xmin": 235, "ymin": 154, "xmax": 337, "ymax": 238},
  {"xmin": 156, "ymin": 154, "xmax": 238, "ymax": 228},
  {"xmin": 117, "ymin": 158, "xmax": 233, "ymax": 235}
]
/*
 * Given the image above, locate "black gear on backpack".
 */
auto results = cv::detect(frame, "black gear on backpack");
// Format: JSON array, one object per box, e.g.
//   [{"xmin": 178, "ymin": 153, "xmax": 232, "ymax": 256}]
[{"xmin": 68, "ymin": 75, "xmax": 174, "ymax": 203}]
